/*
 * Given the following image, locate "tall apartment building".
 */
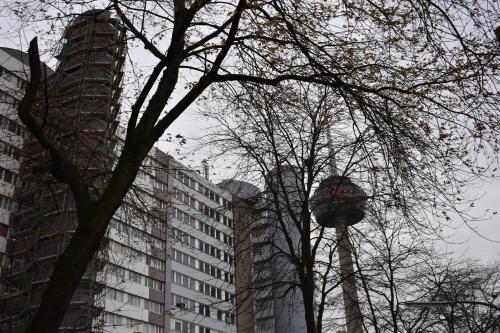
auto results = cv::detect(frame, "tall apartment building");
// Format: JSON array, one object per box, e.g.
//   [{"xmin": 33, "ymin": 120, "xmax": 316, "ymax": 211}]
[
  {"xmin": 218, "ymin": 180, "xmax": 259, "ymax": 333},
  {"xmin": 100, "ymin": 142, "xmax": 237, "ymax": 333},
  {"xmin": 222, "ymin": 167, "xmax": 307, "ymax": 333},
  {"xmin": 0, "ymin": 9, "xmax": 237, "ymax": 333},
  {"xmin": 1, "ymin": 9, "xmax": 126, "ymax": 331},
  {"xmin": 0, "ymin": 47, "xmax": 33, "ymax": 285},
  {"xmin": 262, "ymin": 167, "xmax": 307, "ymax": 333}
]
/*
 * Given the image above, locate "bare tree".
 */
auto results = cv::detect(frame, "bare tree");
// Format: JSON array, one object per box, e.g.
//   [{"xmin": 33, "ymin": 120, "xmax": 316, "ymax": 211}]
[
  {"xmin": 398, "ymin": 259, "xmax": 500, "ymax": 333},
  {"xmin": 201, "ymin": 73, "xmax": 500, "ymax": 332},
  {"xmin": 1, "ymin": 0, "xmax": 498, "ymax": 331},
  {"xmin": 347, "ymin": 206, "xmax": 500, "ymax": 333}
]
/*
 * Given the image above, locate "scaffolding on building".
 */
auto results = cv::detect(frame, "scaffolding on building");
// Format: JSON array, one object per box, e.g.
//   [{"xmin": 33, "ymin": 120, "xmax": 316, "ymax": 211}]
[{"xmin": 0, "ymin": 9, "xmax": 126, "ymax": 332}]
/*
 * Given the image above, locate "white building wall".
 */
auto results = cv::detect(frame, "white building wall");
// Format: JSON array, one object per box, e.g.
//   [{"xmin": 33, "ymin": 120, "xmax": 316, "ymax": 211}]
[
  {"xmin": 0, "ymin": 48, "xmax": 28, "ymax": 282},
  {"xmin": 100, "ymin": 145, "xmax": 237, "ymax": 333},
  {"xmin": 167, "ymin": 158, "xmax": 236, "ymax": 333}
]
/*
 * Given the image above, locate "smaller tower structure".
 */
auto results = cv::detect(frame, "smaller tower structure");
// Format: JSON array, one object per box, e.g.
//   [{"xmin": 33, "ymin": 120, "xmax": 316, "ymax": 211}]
[{"xmin": 218, "ymin": 179, "xmax": 259, "ymax": 333}]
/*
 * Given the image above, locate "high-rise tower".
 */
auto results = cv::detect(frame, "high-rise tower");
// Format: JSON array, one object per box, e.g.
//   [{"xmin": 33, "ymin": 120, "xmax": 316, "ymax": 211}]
[
  {"xmin": 1, "ymin": 9, "xmax": 125, "ymax": 332},
  {"xmin": 224, "ymin": 167, "xmax": 308, "ymax": 333},
  {"xmin": 218, "ymin": 179, "xmax": 260, "ymax": 333},
  {"xmin": 311, "ymin": 175, "xmax": 368, "ymax": 333}
]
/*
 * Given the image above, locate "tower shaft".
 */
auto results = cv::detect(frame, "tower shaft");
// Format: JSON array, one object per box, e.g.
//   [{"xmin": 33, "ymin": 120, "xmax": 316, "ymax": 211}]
[{"xmin": 336, "ymin": 223, "xmax": 363, "ymax": 333}]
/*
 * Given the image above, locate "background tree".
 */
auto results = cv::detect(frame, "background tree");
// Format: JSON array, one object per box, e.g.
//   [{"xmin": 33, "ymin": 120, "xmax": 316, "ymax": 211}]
[
  {"xmin": 1, "ymin": 0, "xmax": 498, "ymax": 331},
  {"xmin": 201, "ymin": 74, "xmax": 500, "ymax": 332},
  {"xmin": 349, "ymin": 207, "xmax": 500, "ymax": 333},
  {"xmin": 400, "ymin": 259, "xmax": 500, "ymax": 333}
]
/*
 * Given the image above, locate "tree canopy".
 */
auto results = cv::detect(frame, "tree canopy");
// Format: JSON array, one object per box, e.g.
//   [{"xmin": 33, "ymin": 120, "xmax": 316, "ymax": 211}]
[{"xmin": 0, "ymin": 0, "xmax": 498, "ymax": 332}]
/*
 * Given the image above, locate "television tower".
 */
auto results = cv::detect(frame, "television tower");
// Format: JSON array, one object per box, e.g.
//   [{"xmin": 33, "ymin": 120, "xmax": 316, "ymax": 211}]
[{"xmin": 310, "ymin": 122, "xmax": 367, "ymax": 333}]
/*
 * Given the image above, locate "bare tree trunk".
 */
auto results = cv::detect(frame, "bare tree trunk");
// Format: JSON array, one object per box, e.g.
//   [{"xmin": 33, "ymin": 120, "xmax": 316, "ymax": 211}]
[
  {"xmin": 25, "ymin": 219, "xmax": 106, "ymax": 333},
  {"xmin": 23, "ymin": 143, "xmax": 148, "ymax": 332},
  {"xmin": 302, "ymin": 277, "xmax": 318, "ymax": 333}
]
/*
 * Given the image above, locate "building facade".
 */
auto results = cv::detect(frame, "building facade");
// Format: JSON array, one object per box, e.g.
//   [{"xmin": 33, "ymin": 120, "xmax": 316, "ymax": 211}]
[
  {"xmin": 0, "ymin": 40, "xmax": 309, "ymax": 333},
  {"xmin": 0, "ymin": 9, "xmax": 126, "ymax": 332},
  {"xmin": 100, "ymin": 144, "xmax": 237, "ymax": 333},
  {"xmin": 0, "ymin": 47, "xmax": 30, "ymax": 287},
  {"xmin": 262, "ymin": 166, "xmax": 307, "ymax": 333},
  {"xmin": 222, "ymin": 167, "xmax": 307, "ymax": 333},
  {"xmin": 218, "ymin": 180, "xmax": 259, "ymax": 333}
]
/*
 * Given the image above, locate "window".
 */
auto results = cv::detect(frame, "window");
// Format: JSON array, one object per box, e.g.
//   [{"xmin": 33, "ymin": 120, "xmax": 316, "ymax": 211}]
[
  {"xmin": 226, "ymin": 312, "xmax": 235, "ymax": 324},
  {"xmin": 174, "ymin": 188, "xmax": 182, "ymax": 201},
  {"xmin": 107, "ymin": 288, "xmax": 124, "ymax": 302},
  {"xmin": 173, "ymin": 294, "xmax": 193, "ymax": 309},
  {"xmin": 159, "ymin": 200, "xmax": 168, "ymax": 210},
  {"xmin": 256, "ymin": 318, "xmax": 274, "ymax": 331},
  {"xmin": 127, "ymin": 294, "xmax": 141, "ymax": 307},
  {"xmin": 0, "ymin": 195, "xmax": 15, "ymax": 211},
  {"xmin": 129, "ymin": 271, "xmax": 142, "ymax": 284},
  {"xmin": 155, "ymin": 219, "xmax": 166, "ymax": 231},
  {"xmin": 0, "ymin": 140, "xmax": 21, "ymax": 160},
  {"xmin": 171, "ymin": 318, "xmax": 195, "ymax": 333},
  {"xmin": 0, "ymin": 68, "xmax": 17, "ymax": 85},
  {"xmin": 16, "ymin": 78, "xmax": 26, "ymax": 90},
  {"xmin": 0, "ymin": 115, "xmax": 23, "ymax": 137},
  {"xmin": 105, "ymin": 313, "xmax": 122, "ymax": 326},
  {"xmin": 0, "ymin": 223, "xmax": 7, "ymax": 238},
  {"xmin": 145, "ymin": 276, "xmax": 164, "ymax": 291},
  {"xmin": 8, "ymin": 120, "xmax": 17, "ymax": 133},
  {"xmin": 146, "ymin": 256, "xmax": 166, "ymax": 271},
  {"xmin": 198, "ymin": 304, "xmax": 210, "ymax": 317},
  {"xmin": 0, "ymin": 166, "xmax": 17, "ymax": 185},
  {"xmin": 125, "ymin": 318, "xmax": 141, "ymax": 329},
  {"xmin": 145, "ymin": 300, "xmax": 164, "ymax": 314},
  {"xmin": 144, "ymin": 323, "xmax": 164, "ymax": 333}
]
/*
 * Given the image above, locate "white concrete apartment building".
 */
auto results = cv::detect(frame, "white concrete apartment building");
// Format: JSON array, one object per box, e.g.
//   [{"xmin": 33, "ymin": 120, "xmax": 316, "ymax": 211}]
[
  {"xmin": 0, "ymin": 48, "xmax": 28, "ymax": 279},
  {"xmin": 100, "ymin": 139, "xmax": 237, "ymax": 333}
]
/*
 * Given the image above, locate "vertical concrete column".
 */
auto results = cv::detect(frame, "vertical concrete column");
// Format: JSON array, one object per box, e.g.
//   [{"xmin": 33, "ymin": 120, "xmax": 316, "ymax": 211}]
[{"xmin": 336, "ymin": 222, "xmax": 363, "ymax": 333}]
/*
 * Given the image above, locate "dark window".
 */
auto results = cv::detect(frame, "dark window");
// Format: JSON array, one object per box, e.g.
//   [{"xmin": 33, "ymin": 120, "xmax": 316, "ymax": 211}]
[
  {"xmin": 8, "ymin": 120, "xmax": 17, "ymax": 134},
  {"xmin": 3, "ymin": 169, "xmax": 13, "ymax": 184},
  {"xmin": 0, "ymin": 223, "xmax": 8, "ymax": 237}
]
